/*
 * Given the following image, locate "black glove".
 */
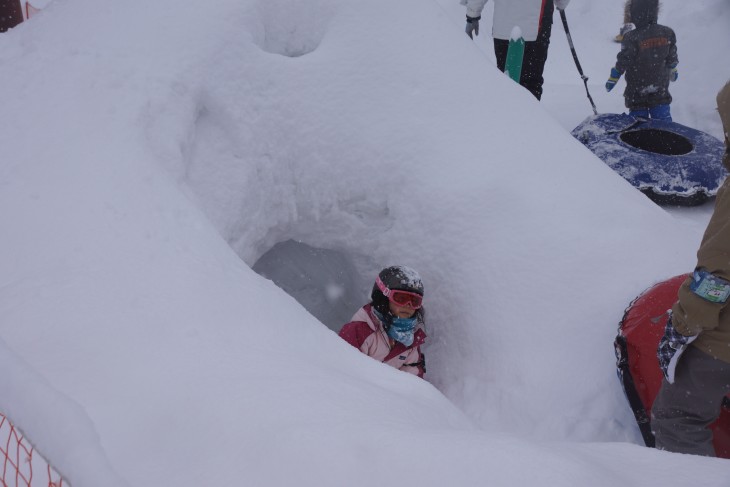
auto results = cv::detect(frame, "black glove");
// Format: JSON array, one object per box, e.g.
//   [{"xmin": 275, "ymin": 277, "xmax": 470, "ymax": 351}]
[{"xmin": 465, "ymin": 16, "xmax": 480, "ymax": 39}]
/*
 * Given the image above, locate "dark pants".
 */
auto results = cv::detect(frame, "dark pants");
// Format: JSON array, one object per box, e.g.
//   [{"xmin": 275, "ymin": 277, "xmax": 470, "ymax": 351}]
[
  {"xmin": 0, "ymin": 0, "xmax": 24, "ymax": 33},
  {"xmin": 651, "ymin": 346, "xmax": 730, "ymax": 456},
  {"xmin": 493, "ymin": 10, "xmax": 553, "ymax": 101}
]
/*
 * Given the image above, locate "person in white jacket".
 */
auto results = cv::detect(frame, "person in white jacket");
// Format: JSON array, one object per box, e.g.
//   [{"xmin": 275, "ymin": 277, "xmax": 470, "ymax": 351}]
[{"xmin": 461, "ymin": 0, "xmax": 570, "ymax": 100}]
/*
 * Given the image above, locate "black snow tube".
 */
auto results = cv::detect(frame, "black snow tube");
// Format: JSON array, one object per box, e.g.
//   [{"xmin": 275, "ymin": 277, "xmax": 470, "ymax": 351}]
[{"xmin": 572, "ymin": 114, "xmax": 727, "ymax": 206}]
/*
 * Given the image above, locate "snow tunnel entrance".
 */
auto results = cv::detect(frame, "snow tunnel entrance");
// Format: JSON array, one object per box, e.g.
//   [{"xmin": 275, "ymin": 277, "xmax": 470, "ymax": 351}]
[
  {"xmin": 619, "ymin": 129, "xmax": 693, "ymax": 156},
  {"xmin": 252, "ymin": 240, "xmax": 371, "ymax": 333}
]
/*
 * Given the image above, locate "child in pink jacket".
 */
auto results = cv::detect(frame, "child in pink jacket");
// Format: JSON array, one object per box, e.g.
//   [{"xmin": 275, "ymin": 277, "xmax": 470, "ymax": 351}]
[{"xmin": 339, "ymin": 266, "xmax": 427, "ymax": 378}]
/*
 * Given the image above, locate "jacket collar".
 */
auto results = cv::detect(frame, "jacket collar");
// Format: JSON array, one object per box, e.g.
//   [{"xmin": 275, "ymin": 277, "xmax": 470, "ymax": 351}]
[{"xmin": 357, "ymin": 303, "xmax": 427, "ymax": 346}]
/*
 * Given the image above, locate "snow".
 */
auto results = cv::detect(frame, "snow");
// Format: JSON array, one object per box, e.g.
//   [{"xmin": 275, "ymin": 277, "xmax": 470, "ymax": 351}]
[{"xmin": 0, "ymin": 0, "xmax": 729, "ymax": 485}]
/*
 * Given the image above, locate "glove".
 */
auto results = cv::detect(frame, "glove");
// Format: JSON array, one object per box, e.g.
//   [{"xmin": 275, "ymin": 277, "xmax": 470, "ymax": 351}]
[
  {"xmin": 465, "ymin": 16, "xmax": 480, "ymax": 39},
  {"xmin": 669, "ymin": 64, "xmax": 679, "ymax": 82},
  {"xmin": 657, "ymin": 315, "xmax": 697, "ymax": 384},
  {"xmin": 554, "ymin": 0, "xmax": 570, "ymax": 10},
  {"xmin": 605, "ymin": 67, "xmax": 621, "ymax": 92}
]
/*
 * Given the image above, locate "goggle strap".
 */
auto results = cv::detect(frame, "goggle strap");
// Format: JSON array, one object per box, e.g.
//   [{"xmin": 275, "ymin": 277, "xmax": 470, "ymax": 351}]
[{"xmin": 375, "ymin": 275, "xmax": 392, "ymax": 298}]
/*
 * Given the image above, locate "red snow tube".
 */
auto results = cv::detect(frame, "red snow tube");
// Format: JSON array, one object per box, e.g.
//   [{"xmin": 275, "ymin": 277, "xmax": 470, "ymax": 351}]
[{"xmin": 614, "ymin": 274, "xmax": 730, "ymax": 457}]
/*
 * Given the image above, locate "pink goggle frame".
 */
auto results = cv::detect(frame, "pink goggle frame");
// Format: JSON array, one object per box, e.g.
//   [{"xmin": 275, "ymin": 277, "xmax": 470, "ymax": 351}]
[{"xmin": 375, "ymin": 276, "xmax": 423, "ymax": 310}]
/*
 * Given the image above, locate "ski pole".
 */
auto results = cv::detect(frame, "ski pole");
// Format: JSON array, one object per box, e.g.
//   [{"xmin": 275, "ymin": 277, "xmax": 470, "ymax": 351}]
[{"xmin": 559, "ymin": 9, "xmax": 598, "ymax": 115}]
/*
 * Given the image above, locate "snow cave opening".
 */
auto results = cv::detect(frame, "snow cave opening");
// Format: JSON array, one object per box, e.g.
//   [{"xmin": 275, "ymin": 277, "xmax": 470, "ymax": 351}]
[
  {"xmin": 619, "ymin": 129, "xmax": 693, "ymax": 156},
  {"xmin": 252, "ymin": 239, "xmax": 374, "ymax": 333}
]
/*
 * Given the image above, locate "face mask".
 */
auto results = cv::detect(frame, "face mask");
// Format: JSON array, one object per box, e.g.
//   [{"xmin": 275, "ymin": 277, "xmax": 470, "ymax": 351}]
[{"xmin": 387, "ymin": 316, "xmax": 417, "ymax": 346}]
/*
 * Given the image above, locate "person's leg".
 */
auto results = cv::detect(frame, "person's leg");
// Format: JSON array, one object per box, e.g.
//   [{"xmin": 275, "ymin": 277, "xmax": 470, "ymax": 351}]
[
  {"xmin": 628, "ymin": 108, "xmax": 649, "ymax": 119},
  {"xmin": 649, "ymin": 104, "xmax": 672, "ymax": 121},
  {"xmin": 519, "ymin": 19, "xmax": 552, "ymax": 100},
  {"xmin": 493, "ymin": 38, "xmax": 509, "ymax": 72},
  {"xmin": 652, "ymin": 346, "xmax": 730, "ymax": 456},
  {"xmin": 0, "ymin": 0, "xmax": 23, "ymax": 33}
]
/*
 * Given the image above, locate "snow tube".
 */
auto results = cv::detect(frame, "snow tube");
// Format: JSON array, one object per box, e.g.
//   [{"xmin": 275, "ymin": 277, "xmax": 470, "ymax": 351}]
[
  {"xmin": 572, "ymin": 114, "xmax": 727, "ymax": 206},
  {"xmin": 614, "ymin": 274, "xmax": 730, "ymax": 457}
]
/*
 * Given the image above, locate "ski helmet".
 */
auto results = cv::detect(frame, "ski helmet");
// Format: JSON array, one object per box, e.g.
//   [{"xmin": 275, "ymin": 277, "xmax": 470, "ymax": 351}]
[
  {"xmin": 630, "ymin": 0, "xmax": 659, "ymax": 29},
  {"xmin": 371, "ymin": 265, "xmax": 424, "ymax": 318}
]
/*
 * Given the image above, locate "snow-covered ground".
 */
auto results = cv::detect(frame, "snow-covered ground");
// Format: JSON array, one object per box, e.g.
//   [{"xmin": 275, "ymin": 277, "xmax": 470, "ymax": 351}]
[{"xmin": 1, "ymin": 0, "xmax": 729, "ymax": 485}]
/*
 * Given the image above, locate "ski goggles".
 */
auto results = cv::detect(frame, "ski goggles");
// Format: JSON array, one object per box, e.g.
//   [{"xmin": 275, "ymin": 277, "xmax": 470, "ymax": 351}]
[{"xmin": 375, "ymin": 276, "xmax": 423, "ymax": 309}]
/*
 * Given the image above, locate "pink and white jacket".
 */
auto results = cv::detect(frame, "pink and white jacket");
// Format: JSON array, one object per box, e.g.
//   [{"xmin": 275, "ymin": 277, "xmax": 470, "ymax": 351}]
[{"xmin": 339, "ymin": 304, "xmax": 427, "ymax": 378}]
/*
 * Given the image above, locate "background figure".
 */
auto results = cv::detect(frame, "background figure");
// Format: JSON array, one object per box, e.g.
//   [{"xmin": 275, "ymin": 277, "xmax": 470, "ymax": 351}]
[
  {"xmin": 605, "ymin": 0, "xmax": 677, "ymax": 120},
  {"xmin": 0, "ymin": 0, "xmax": 23, "ymax": 33},
  {"xmin": 462, "ymin": 0, "xmax": 571, "ymax": 101},
  {"xmin": 651, "ymin": 80, "xmax": 730, "ymax": 456},
  {"xmin": 338, "ymin": 266, "xmax": 427, "ymax": 378},
  {"xmin": 615, "ymin": 0, "xmax": 635, "ymax": 42}
]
